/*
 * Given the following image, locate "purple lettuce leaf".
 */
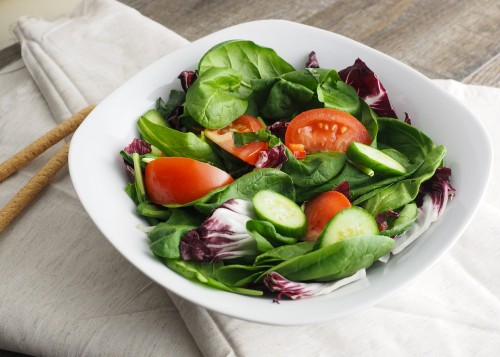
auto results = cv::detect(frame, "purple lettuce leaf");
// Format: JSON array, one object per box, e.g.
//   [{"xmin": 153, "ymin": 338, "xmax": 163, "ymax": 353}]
[
  {"xmin": 178, "ymin": 70, "xmax": 198, "ymax": 92},
  {"xmin": 333, "ymin": 181, "xmax": 351, "ymax": 201},
  {"xmin": 266, "ymin": 121, "xmax": 289, "ymax": 142},
  {"xmin": 124, "ymin": 138, "xmax": 152, "ymax": 155},
  {"xmin": 338, "ymin": 58, "xmax": 397, "ymax": 118},
  {"xmin": 306, "ymin": 51, "xmax": 320, "ymax": 68},
  {"xmin": 255, "ymin": 144, "xmax": 288, "ymax": 169},
  {"xmin": 263, "ymin": 270, "xmax": 366, "ymax": 300},
  {"xmin": 180, "ymin": 230, "xmax": 214, "ymax": 261},
  {"xmin": 417, "ymin": 167, "xmax": 456, "ymax": 216},
  {"xmin": 179, "ymin": 199, "xmax": 258, "ymax": 262},
  {"xmin": 392, "ymin": 167, "xmax": 456, "ymax": 254}
]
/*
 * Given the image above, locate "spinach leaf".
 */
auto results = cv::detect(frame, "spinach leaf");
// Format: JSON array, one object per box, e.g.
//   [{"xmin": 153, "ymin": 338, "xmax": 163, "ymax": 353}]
[
  {"xmin": 156, "ymin": 90, "xmax": 185, "ymax": 118},
  {"xmin": 184, "ymin": 67, "xmax": 248, "ymax": 129},
  {"xmin": 193, "ymin": 168, "xmax": 296, "ymax": 214},
  {"xmin": 148, "ymin": 209, "xmax": 205, "ymax": 259},
  {"xmin": 198, "ymin": 40, "xmax": 295, "ymax": 84},
  {"xmin": 137, "ymin": 117, "xmax": 223, "ymax": 167},
  {"xmin": 232, "ymin": 129, "xmax": 273, "ymax": 146},
  {"xmin": 281, "ymin": 149, "xmax": 346, "ymax": 188},
  {"xmin": 359, "ymin": 100, "xmax": 379, "ymax": 144},
  {"xmin": 357, "ymin": 145, "xmax": 445, "ymax": 214},
  {"xmin": 214, "ymin": 264, "xmax": 269, "ymax": 287},
  {"xmin": 254, "ymin": 241, "xmax": 314, "ymax": 266},
  {"xmin": 280, "ymin": 148, "xmax": 346, "ymax": 201},
  {"xmin": 316, "ymin": 68, "xmax": 361, "ymax": 117},
  {"xmin": 250, "ymin": 70, "xmax": 320, "ymax": 121},
  {"xmin": 246, "ymin": 219, "xmax": 298, "ymax": 247},
  {"xmin": 350, "ymin": 118, "xmax": 446, "ymax": 214},
  {"xmin": 214, "ymin": 241, "xmax": 315, "ymax": 287},
  {"xmin": 380, "ymin": 202, "xmax": 418, "ymax": 237},
  {"xmin": 165, "ymin": 259, "xmax": 263, "ymax": 296},
  {"xmin": 269, "ymin": 235, "xmax": 393, "ymax": 282},
  {"xmin": 376, "ymin": 117, "xmax": 435, "ymax": 162}
]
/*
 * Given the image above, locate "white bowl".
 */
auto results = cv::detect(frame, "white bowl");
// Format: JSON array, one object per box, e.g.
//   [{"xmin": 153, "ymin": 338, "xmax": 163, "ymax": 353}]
[{"xmin": 69, "ymin": 20, "xmax": 492, "ymax": 325}]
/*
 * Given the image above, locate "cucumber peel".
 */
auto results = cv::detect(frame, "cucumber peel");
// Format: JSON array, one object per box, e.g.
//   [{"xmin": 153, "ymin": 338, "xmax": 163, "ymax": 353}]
[
  {"xmin": 252, "ymin": 190, "xmax": 307, "ymax": 239},
  {"xmin": 347, "ymin": 142, "xmax": 407, "ymax": 176},
  {"xmin": 316, "ymin": 206, "xmax": 379, "ymax": 248}
]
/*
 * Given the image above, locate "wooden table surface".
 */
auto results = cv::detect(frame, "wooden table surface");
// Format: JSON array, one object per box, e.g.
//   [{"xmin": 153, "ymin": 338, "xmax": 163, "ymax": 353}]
[
  {"xmin": 0, "ymin": 1, "xmax": 498, "ymax": 356},
  {"xmin": 1, "ymin": 0, "xmax": 499, "ymax": 87}
]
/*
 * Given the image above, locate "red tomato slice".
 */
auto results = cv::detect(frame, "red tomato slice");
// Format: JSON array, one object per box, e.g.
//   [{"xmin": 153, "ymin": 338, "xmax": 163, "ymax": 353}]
[
  {"xmin": 145, "ymin": 157, "xmax": 234, "ymax": 205},
  {"xmin": 285, "ymin": 108, "xmax": 371, "ymax": 154},
  {"xmin": 303, "ymin": 191, "xmax": 352, "ymax": 242},
  {"xmin": 204, "ymin": 115, "xmax": 268, "ymax": 165}
]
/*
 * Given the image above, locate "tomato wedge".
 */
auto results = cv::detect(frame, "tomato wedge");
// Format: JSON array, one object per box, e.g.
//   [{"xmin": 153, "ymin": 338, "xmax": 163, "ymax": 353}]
[
  {"xmin": 204, "ymin": 115, "xmax": 268, "ymax": 165},
  {"xmin": 285, "ymin": 108, "xmax": 371, "ymax": 154},
  {"xmin": 303, "ymin": 191, "xmax": 352, "ymax": 242},
  {"xmin": 145, "ymin": 157, "xmax": 233, "ymax": 205}
]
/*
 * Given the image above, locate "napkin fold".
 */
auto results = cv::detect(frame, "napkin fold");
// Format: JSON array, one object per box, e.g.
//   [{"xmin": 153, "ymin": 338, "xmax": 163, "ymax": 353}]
[{"xmin": 2, "ymin": 0, "xmax": 500, "ymax": 355}]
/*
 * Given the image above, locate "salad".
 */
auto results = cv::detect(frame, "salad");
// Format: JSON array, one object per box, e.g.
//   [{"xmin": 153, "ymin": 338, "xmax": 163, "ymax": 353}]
[{"xmin": 120, "ymin": 40, "xmax": 456, "ymax": 300}]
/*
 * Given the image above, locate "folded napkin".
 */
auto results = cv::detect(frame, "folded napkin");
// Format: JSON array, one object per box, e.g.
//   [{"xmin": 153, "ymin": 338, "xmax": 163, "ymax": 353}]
[{"xmin": 2, "ymin": 0, "xmax": 499, "ymax": 355}]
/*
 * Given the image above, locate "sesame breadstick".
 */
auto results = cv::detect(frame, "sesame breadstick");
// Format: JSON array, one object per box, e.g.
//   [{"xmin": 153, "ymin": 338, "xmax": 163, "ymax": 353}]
[
  {"xmin": 0, "ymin": 105, "xmax": 95, "ymax": 182},
  {"xmin": 0, "ymin": 142, "xmax": 71, "ymax": 233}
]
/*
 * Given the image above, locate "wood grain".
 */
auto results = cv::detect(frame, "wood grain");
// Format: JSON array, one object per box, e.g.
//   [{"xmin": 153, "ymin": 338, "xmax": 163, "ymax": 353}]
[
  {"xmin": 1, "ymin": 0, "xmax": 498, "ymax": 86},
  {"xmin": 120, "ymin": 0, "xmax": 500, "ymax": 87}
]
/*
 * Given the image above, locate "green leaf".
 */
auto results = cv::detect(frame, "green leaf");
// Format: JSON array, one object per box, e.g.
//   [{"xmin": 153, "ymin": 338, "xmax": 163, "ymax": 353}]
[
  {"xmin": 246, "ymin": 219, "xmax": 298, "ymax": 247},
  {"xmin": 269, "ymin": 235, "xmax": 394, "ymax": 282},
  {"xmin": 250, "ymin": 69, "xmax": 320, "ymax": 121},
  {"xmin": 358, "ymin": 145, "xmax": 446, "ymax": 214},
  {"xmin": 193, "ymin": 168, "xmax": 296, "ymax": 214},
  {"xmin": 214, "ymin": 264, "xmax": 269, "ymax": 287},
  {"xmin": 148, "ymin": 209, "xmax": 205, "ymax": 259},
  {"xmin": 232, "ymin": 129, "xmax": 273, "ymax": 146},
  {"xmin": 317, "ymin": 72, "xmax": 361, "ymax": 117},
  {"xmin": 165, "ymin": 259, "xmax": 264, "ymax": 296},
  {"xmin": 156, "ymin": 90, "xmax": 185, "ymax": 118},
  {"xmin": 137, "ymin": 117, "xmax": 223, "ymax": 167},
  {"xmin": 198, "ymin": 40, "xmax": 295, "ymax": 84},
  {"xmin": 380, "ymin": 202, "xmax": 418, "ymax": 237},
  {"xmin": 185, "ymin": 67, "xmax": 249, "ymax": 129},
  {"xmin": 254, "ymin": 241, "xmax": 314, "ymax": 266}
]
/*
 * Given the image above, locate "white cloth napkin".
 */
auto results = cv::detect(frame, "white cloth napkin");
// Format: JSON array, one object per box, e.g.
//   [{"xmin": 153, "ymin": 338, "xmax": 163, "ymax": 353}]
[{"xmin": 2, "ymin": 0, "xmax": 500, "ymax": 355}]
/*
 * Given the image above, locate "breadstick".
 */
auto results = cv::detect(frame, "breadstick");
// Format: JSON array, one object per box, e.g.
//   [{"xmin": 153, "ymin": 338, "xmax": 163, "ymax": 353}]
[
  {"xmin": 0, "ymin": 105, "xmax": 95, "ymax": 182},
  {"xmin": 0, "ymin": 142, "xmax": 71, "ymax": 233}
]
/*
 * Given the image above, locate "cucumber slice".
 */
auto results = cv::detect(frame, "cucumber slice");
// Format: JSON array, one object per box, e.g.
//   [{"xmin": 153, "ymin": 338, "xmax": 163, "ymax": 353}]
[
  {"xmin": 316, "ymin": 206, "xmax": 379, "ymax": 248},
  {"xmin": 346, "ymin": 142, "xmax": 407, "ymax": 176},
  {"xmin": 142, "ymin": 109, "xmax": 168, "ymax": 127},
  {"xmin": 252, "ymin": 190, "xmax": 307, "ymax": 239}
]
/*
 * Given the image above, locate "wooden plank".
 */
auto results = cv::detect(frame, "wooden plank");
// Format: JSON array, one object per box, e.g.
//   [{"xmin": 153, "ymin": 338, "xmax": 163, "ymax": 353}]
[
  {"xmin": 1, "ymin": 0, "xmax": 498, "ymax": 88},
  {"xmin": 303, "ymin": 0, "xmax": 500, "ymax": 83},
  {"xmin": 463, "ymin": 53, "xmax": 500, "ymax": 87},
  {"xmin": 125, "ymin": 0, "xmax": 337, "ymax": 40}
]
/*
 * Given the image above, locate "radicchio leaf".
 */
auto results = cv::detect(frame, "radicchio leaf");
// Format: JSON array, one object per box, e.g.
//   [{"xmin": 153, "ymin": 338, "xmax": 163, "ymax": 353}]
[
  {"xmin": 417, "ymin": 167, "xmax": 456, "ymax": 216},
  {"xmin": 255, "ymin": 145, "xmax": 288, "ymax": 169},
  {"xmin": 333, "ymin": 181, "xmax": 351, "ymax": 201},
  {"xmin": 263, "ymin": 270, "xmax": 366, "ymax": 300},
  {"xmin": 179, "ymin": 199, "xmax": 257, "ymax": 262},
  {"xmin": 404, "ymin": 112, "xmax": 412, "ymax": 125},
  {"xmin": 338, "ymin": 58, "xmax": 397, "ymax": 118},
  {"xmin": 180, "ymin": 230, "xmax": 213, "ymax": 261},
  {"xmin": 124, "ymin": 138, "xmax": 152, "ymax": 155},
  {"xmin": 122, "ymin": 138, "xmax": 152, "ymax": 182},
  {"xmin": 266, "ymin": 121, "xmax": 289, "ymax": 142},
  {"xmin": 392, "ymin": 167, "xmax": 456, "ymax": 254},
  {"xmin": 376, "ymin": 210, "xmax": 399, "ymax": 232},
  {"xmin": 178, "ymin": 70, "xmax": 198, "ymax": 92},
  {"xmin": 306, "ymin": 51, "xmax": 320, "ymax": 68}
]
